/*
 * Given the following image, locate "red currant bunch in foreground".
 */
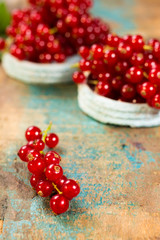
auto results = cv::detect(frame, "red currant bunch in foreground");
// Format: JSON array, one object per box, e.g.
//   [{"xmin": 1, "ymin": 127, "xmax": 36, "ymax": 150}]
[
  {"xmin": 3, "ymin": 0, "xmax": 110, "ymax": 63},
  {"xmin": 18, "ymin": 123, "xmax": 80, "ymax": 215},
  {"xmin": 72, "ymin": 34, "xmax": 160, "ymax": 109}
]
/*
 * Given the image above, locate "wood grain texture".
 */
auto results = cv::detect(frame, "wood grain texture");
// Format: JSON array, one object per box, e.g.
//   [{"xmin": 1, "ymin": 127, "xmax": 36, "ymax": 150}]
[{"xmin": 1, "ymin": 0, "xmax": 160, "ymax": 239}]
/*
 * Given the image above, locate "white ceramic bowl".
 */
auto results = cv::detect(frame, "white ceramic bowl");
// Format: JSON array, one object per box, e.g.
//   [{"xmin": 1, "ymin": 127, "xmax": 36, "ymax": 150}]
[
  {"xmin": 2, "ymin": 53, "xmax": 80, "ymax": 84},
  {"xmin": 78, "ymin": 84, "xmax": 160, "ymax": 127}
]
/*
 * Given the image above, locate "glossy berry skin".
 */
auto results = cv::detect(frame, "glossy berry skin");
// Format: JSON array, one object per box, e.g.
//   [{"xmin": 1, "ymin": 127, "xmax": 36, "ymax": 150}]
[
  {"xmin": 130, "ymin": 35, "xmax": 144, "ymax": 51},
  {"xmin": 26, "ymin": 149, "xmax": 42, "ymax": 162},
  {"xmin": 91, "ymin": 44, "xmax": 104, "ymax": 59},
  {"xmin": 36, "ymin": 180, "xmax": 54, "ymax": 197},
  {"xmin": 72, "ymin": 71, "xmax": 86, "ymax": 84},
  {"xmin": 45, "ymin": 133, "xmax": 59, "ymax": 148},
  {"xmin": 44, "ymin": 151, "xmax": 61, "ymax": 166},
  {"xmin": 0, "ymin": 38, "xmax": 5, "ymax": 50},
  {"xmin": 10, "ymin": 44, "xmax": 25, "ymax": 60},
  {"xmin": 79, "ymin": 46, "xmax": 90, "ymax": 59},
  {"xmin": 28, "ymin": 157, "xmax": 46, "ymax": 174},
  {"xmin": 98, "ymin": 72, "xmax": 111, "ymax": 82},
  {"xmin": 148, "ymin": 68, "xmax": 160, "ymax": 85},
  {"xmin": 27, "ymin": 139, "xmax": 45, "ymax": 152},
  {"xmin": 117, "ymin": 43, "xmax": 132, "ymax": 59},
  {"xmin": 25, "ymin": 126, "xmax": 42, "ymax": 142},
  {"xmin": 106, "ymin": 34, "xmax": 120, "ymax": 47},
  {"xmin": 50, "ymin": 194, "xmax": 69, "ymax": 215},
  {"xmin": 55, "ymin": 175, "xmax": 67, "ymax": 189},
  {"xmin": 125, "ymin": 67, "xmax": 143, "ymax": 84},
  {"xmin": 45, "ymin": 164, "xmax": 63, "ymax": 182},
  {"xmin": 96, "ymin": 81, "xmax": 111, "ymax": 96},
  {"xmin": 138, "ymin": 82, "xmax": 157, "ymax": 99},
  {"xmin": 79, "ymin": 59, "xmax": 91, "ymax": 71},
  {"xmin": 104, "ymin": 50, "xmax": 118, "ymax": 66},
  {"xmin": 18, "ymin": 145, "xmax": 32, "ymax": 162},
  {"xmin": 115, "ymin": 61, "xmax": 129, "ymax": 74},
  {"xmin": 152, "ymin": 94, "xmax": 160, "ymax": 109},
  {"xmin": 121, "ymin": 84, "xmax": 136, "ymax": 100},
  {"xmin": 111, "ymin": 76, "xmax": 123, "ymax": 91},
  {"xmin": 131, "ymin": 53, "xmax": 145, "ymax": 66},
  {"xmin": 144, "ymin": 60, "xmax": 158, "ymax": 73},
  {"xmin": 60, "ymin": 179, "xmax": 80, "ymax": 200},
  {"xmin": 30, "ymin": 173, "xmax": 46, "ymax": 188}
]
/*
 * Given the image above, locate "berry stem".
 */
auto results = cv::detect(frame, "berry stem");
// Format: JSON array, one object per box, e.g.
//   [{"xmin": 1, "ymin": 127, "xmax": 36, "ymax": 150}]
[
  {"xmin": 143, "ymin": 71, "xmax": 149, "ymax": 79},
  {"xmin": 49, "ymin": 27, "xmax": 58, "ymax": 34},
  {"xmin": 88, "ymin": 80, "xmax": 98, "ymax": 85},
  {"xmin": 52, "ymin": 182, "xmax": 63, "ymax": 194},
  {"xmin": 71, "ymin": 63, "xmax": 80, "ymax": 68},
  {"xmin": 143, "ymin": 45, "xmax": 153, "ymax": 51},
  {"xmin": 42, "ymin": 122, "xmax": 52, "ymax": 143}
]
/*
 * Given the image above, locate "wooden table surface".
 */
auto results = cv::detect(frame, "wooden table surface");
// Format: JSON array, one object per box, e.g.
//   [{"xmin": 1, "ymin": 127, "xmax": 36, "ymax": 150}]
[{"xmin": 1, "ymin": 0, "xmax": 160, "ymax": 239}]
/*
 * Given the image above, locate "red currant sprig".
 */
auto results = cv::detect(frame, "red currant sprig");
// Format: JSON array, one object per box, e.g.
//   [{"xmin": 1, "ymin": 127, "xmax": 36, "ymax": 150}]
[
  {"xmin": 18, "ymin": 123, "xmax": 80, "ymax": 215},
  {"xmin": 72, "ymin": 34, "xmax": 160, "ymax": 109}
]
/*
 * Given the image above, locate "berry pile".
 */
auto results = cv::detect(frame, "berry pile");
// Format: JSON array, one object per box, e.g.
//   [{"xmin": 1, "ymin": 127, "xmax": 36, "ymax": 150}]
[
  {"xmin": 2, "ymin": 0, "xmax": 109, "ymax": 63},
  {"xmin": 18, "ymin": 124, "xmax": 80, "ymax": 215},
  {"xmin": 73, "ymin": 34, "xmax": 160, "ymax": 109}
]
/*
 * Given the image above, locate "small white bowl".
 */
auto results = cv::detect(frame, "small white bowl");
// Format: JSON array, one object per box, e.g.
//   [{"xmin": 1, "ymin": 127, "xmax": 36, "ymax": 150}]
[
  {"xmin": 78, "ymin": 84, "xmax": 160, "ymax": 127},
  {"xmin": 2, "ymin": 53, "xmax": 80, "ymax": 84}
]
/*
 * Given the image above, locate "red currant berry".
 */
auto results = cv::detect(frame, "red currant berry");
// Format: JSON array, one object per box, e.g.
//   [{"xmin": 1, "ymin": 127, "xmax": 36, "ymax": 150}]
[
  {"xmin": 72, "ymin": 71, "xmax": 86, "ymax": 84},
  {"xmin": 47, "ymin": 40, "xmax": 61, "ymax": 54},
  {"xmin": 28, "ymin": 157, "xmax": 46, "ymax": 174},
  {"xmin": 10, "ymin": 44, "xmax": 25, "ymax": 60},
  {"xmin": 39, "ymin": 53, "xmax": 52, "ymax": 63},
  {"xmin": 98, "ymin": 72, "xmax": 112, "ymax": 82},
  {"xmin": 125, "ymin": 67, "xmax": 143, "ymax": 84},
  {"xmin": 79, "ymin": 59, "xmax": 91, "ymax": 71},
  {"xmin": 55, "ymin": 175, "xmax": 67, "ymax": 189},
  {"xmin": 60, "ymin": 179, "xmax": 80, "ymax": 200},
  {"xmin": 45, "ymin": 133, "xmax": 59, "ymax": 148},
  {"xmin": 122, "ymin": 34, "xmax": 132, "ymax": 44},
  {"xmin": 121, "ymin": 84, "xmax": 136, "ymax": 100},
  {"xmin": 130, "ymin": 35, "xmax": 144, "ymax": 51},
  {"xmin": 152, "ymin": 94, "xmax": 160, "ymax": 109},
  {"xmin": 65, "ymin": 14, "xmax": 78, "ymax": 27},
  {"xmin": 104, "ymin": 50, "xmax": 118, "ymax": 66},
  {"xmin": 79, "ymin": 46, "xmax": 90, "ymax": 59},
  {"xmin": 26, "ymin": 149, "xmax": 42, "ymax": 162},
  {"xmin": 153, "ymin": 42, "xmax": 160, "ymax": 59},
  {"xmin": 53, "ymin": 53, "xmax": 66, "ymax": 63},
  {"xmin": 148, "ymin": 68, "xmax": 160, "ymax": 85},
  {"xmin": 25, "ymin": 126, "xmax": 42, "ymax": 142},
  {"xmin": 18, "ymin": 145, "xmax": 32, "ymax": 162},
  {"xmin": 144, "ymin": 60, "xmax": 158, "ymax": 73},
  {"xmin": 30, "ymin": 173, "xmax": 46, "ymax": 188},
  {"xmin": 148, "ymin": 38, "xmax": 159, "ymax": 48},
  {"xmin": 96, "ymin": 81, "xmax": 111, "ymax": 96},
  {"xmin": 50, "ymin": 194, "xmax": 69, "ymax": 215},
  {"xmin": 91, "ymin": 44, "xmax": 104, "ymax": 59},
  {"xmin": 27, "ymin": 139, "xmax": 45, "ymax": 152},
  {"xmin": 45, "ymin": 164, "xmax": 63, "ymax": 182},
  {"xmin": 44, "ymin": 151, "xmax": 61, "ymax": 166},
  {"xmin": 117, "ymin": 42, "xmax": 132, "ymax": 59},
  {"xmin": 115, "ymin": 61, "xmax": 129, "ymax": 74},
  {"xmin": 111, "ymin": 76, "xmax": 123, "ymax": 91},
  {"xmin": 0, "ymin": 38, "xmax": 5, "ymax": 50},
  {"xmin": 36, "ymin": 180, "xmax": 54, "ymax": 197},
  {"xmin": 130, "ymin": 53, "xmax": 145, "ymax": 66},
  {"xmin": 106, "ymin": 34, "xmax": 120, "ymax": 47},
  {"xmin": 138, "ymin": 82, "xmax": 157, "ymax": 99}
]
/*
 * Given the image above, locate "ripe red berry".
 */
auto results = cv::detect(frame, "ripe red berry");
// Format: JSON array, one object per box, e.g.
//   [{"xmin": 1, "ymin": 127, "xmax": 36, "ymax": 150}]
[
  {"xmin": 0, "ymin": 38, "xmax": 5, "ymax": 50},
  {"xmin": 98, "ymin": 72, "xmax": 112, "ymax": 82},
  {"xmin": 153, "ymin": 42, "xmax": 160, "ymax": 59},
  {"xmin": 28, "ymin": 157, "xmax": 46, "ymax": 174},
  {"xmin": 25, "ymin": 126, "xmax": 42, "ymax": 142},
  {"xmin": 115, "ymin": 61, "xmax": 129, "ymax": 74},
  {"xmin": 148, "ymin": 68, "xmax": 160, "ymax": 85},
  {"xmin": 36, "ymin": 180, "xmax": 54, "ymax": 197},
  {"xmin": 138, "ymin": 82, "xmax": 157, "ymax": 99},
  {"xmin": 55, "ymin": 175, "xmax": 67, "ymax": 189},
  {"xmin": 27, "ymin": 139, "xmax": 45, "ymax": 151},
  {"xmin": 79, "ymin": 59, "xmax": 91, "ymax": 71},
  {"xmin": 18, "ymin": 145, "xmax": 32, "ymax": 162},
  {"xmin": 26, "ymin": 149, "xmax": 42, "ymax": 162},
  {"xmin": 10, "ymin": 44, "xmax": 25, "ymax": 60},
  {"xmin": 117, "ymin": 42, "xmax": 132, "ymax": 59},
  {"xmin": 130, "ymin": 35, "xmax": 144, "ymax": 51},
  {"xmin": 152, "ymin": 94, "xmax": 160, "ymax": 109},
  {"xmin": 45, "ymin": 164, "xmax": 63, "ymax": 182},
  {"xmin": 121, "ymin": 84, "xmax": 136, "ymax": 100},
  {"xmin": 60, "ymin": 179, "xmax": 80, "ymax": 200},
  {"xmin": 96, "ymin": 81, "xmax": 111, "ymax": 96},
  {"xmin": 91, "ymin": 44, "xmax": 104, "ymax": 59},
  {"xmin": 125, "ymin": 66, "xmax": 143, "ymax": 84},
  {"xmin": 106, "ymin": 34, "xmax": 120, "ymax": 47},
  {"xmin": 144, "ymin": 60, "xmax": 158, "ymax": 73},
  {"xmin": 79, "ymin": 46, "xmax": 90, "ymax": 59},
  {"xmin": 104, "ymin": 50, "xmax": 118, "ymax": 66},
  {"xmin": 44, "ymin": 151, "xmax": 61, "ymax": 166},
  {"xmin": 131, "ymin": 53, "xmax": 144, "ymax": 66},
  {"xmin": 50, "ymin": 194, "xmax": 69, "ymax": 215},
  {"xmin": 45, "ymin": 133, "xmax": 59, "ymax": 148},
  {"xmin": 72, "ymin": 71, "xmax": 86, "ymax": 84},
  {"xmin": 111, "ymin": 76, "xmax": 123, "ymax": 91},
  {"xmin": 30, "ymin": 173, "xmax": 46, "ymax": 188}
]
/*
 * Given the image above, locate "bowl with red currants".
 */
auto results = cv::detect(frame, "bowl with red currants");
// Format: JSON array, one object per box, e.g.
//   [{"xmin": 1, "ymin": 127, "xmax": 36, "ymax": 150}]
[
  {"xmin": 73, "ymin": 34, "xmax": 160, "ymax": 127},
  {"xmin": 1, "ymin": 0, "xmax": 110, "ymax": 84}
]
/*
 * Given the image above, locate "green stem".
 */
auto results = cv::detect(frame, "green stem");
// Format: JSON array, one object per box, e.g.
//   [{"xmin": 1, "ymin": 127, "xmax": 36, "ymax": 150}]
[
  {"xmin": 42, "ymin": 122, "xmax": 52, "ymax": 143},
  {"xmin": 52, "ymin": 183, "xmax": 62, "ymax": 194}
]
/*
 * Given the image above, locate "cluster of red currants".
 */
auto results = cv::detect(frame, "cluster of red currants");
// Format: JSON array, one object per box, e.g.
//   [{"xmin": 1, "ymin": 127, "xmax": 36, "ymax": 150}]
[
  {"xmin": 1, "ymin": 0, "xmax": 109, "ymax": 63},
  {"xmin": 18, "ymin": 125, "xmax": 80, "ymax": 215},
  {"xmin": 73, "ymin": 34, "xmax": 160, "ymax": 109}
]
